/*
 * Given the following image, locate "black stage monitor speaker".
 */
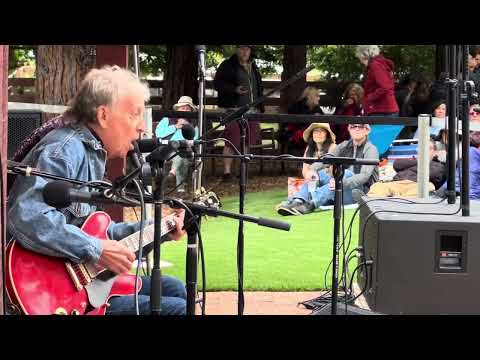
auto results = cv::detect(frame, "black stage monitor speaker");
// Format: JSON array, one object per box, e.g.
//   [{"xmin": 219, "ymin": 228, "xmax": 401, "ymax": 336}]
[
  {"xmin": 7, "ymin": 110, "xmax": 43, "ymax": 159},
  {"xmin": 358, "ymin": 197, "xmax": 480, "ymax": 315}
]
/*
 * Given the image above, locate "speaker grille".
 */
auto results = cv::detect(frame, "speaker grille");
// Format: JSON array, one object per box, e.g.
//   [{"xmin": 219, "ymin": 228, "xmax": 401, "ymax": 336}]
[{"xmin": 7, "ymin": 110, "xmax": 43, "ymax": 159}]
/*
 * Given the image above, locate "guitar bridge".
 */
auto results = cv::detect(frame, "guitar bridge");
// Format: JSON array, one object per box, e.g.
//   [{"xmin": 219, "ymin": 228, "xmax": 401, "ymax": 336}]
[{"xmin": 65, "ymin": 262, "xmax": 92, "ymax": 291}]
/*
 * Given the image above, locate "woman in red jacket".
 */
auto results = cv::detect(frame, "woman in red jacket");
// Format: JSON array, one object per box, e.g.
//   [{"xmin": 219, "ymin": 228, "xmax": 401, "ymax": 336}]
[{"xmin": 356, "ymin": 45, "xmax": 401, "ymax": 156}]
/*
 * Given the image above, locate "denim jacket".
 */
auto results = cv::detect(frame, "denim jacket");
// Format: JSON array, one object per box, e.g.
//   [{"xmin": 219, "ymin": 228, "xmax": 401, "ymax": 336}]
[{"xmin": 8, "ymin": 122, "xmax": 142, "ymax": 264}]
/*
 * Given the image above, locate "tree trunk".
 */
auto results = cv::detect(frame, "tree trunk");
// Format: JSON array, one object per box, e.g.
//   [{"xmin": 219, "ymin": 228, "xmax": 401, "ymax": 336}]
[
  {"xmin": 280, "ymin": 45, "xmax": 307, "ymax": 113},
  {"xmin": 35, "ymin": 45, "xmax": 96, "ymax": 108},
  {"xmin": 162, "ymin": 45, "xmax": 197, "ymax": 109}
]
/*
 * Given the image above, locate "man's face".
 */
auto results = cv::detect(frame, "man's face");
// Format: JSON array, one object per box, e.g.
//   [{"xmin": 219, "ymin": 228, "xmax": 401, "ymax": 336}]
[
  {"xmin": 348, "ymin": 124, "xmax": 370, "ymax": 142},
  {"xmin": 177, "ymin": 104, "xmax": 192, "ymax": 112},
  {"xmin": 470, "ymin": 105, "xmax": 480, "ymax": 123},
  {"xmin": 468, "ymin": 55, "xmax": 477, "ymax": 70},
  {"xmin": 475, "ymin": 54, "xmax": 480, "ymax": 68},
  {"xmin": 100, "ymin": 93, "xmax": 146, "ymax": 159},
  {"xmin": 237, "ymin": 47, "xmax": 251, "ymax": 63}
]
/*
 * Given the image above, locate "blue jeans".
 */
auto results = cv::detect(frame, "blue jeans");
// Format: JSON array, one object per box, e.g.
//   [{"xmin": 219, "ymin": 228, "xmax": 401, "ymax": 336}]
[
  {"xmin": 106, "ymin": 275, "xmax": 187, "ymax": 315},
  {"xmin": 292, "ymin": 169, "xmax": 354, "ymax": 208},
  {"xmin": 171, "ymin": 155, "xmax": 192, "ymax": 186}
]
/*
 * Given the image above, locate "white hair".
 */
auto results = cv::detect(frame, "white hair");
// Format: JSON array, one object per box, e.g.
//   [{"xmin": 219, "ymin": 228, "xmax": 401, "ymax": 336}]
[
  {"xmin": 355, "ymin": 45, "xmax": 380, "ymax": 61},
  {"xmin": 65, "ymin": 65, "xmax": 150, "ymax": 125}
]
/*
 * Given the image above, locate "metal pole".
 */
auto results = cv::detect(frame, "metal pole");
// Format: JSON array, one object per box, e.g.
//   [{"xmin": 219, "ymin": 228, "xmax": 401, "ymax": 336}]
[
  {"xmin": 461, "ymin": 45, "xmax": 470, "ymax": 216},
  {"xmin": 447, "ymin": 45, "xmax": 458, "ymax": 204},
  {"xmin": 133, "ymin": 45, "xmax": 140, "ymax": 77},
  {"xmin": 417, "ymin": 114, "xmax": 430, "ymax": 199}
]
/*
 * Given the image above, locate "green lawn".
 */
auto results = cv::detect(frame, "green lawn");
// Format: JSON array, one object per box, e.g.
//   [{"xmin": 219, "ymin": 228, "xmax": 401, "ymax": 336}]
[{"xmin": 159, "ymin": 188, "xmax": 360, "ymax": 291}]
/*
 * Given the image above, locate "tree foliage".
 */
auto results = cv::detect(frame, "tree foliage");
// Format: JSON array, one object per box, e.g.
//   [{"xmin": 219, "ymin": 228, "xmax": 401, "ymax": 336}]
[
  {"xmin": 135, "ymin": 44, "xmax": 436, "ymax": 82},
  {"xmin": 8, "ymin": 45, "xmax": 35, "ymax": 74},
  {"xmin": 9, "ymin": 44, "xmax": 437, "ymax": 83}
]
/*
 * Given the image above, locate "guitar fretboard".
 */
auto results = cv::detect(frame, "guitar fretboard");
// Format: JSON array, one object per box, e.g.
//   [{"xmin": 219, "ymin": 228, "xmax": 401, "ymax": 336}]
[
  {"xmin": 84, "ymin": 214, "xmax": 177, "ymax": 279},
  {"xmin": 119, "ymin": 214, "xmax": 177, "ymax": 254}
]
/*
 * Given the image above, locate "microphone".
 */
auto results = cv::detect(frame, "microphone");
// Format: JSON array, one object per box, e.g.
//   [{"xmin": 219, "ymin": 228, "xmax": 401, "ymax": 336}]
[
  {"xmin": 136, "ymin": 139, "xmax": 204, "ymax": 153},
  {"xmin": 128, "ymin": 141, "xmax": 144, "ymax": 168},
  {"xmin": 43, "ymin": 181, "xmax": 135, "ymax": 208},
  {"xmin": 195, "ymin": 45, "xmax": 206, "ymax": 78},
  {"xmin": 137, "ymin": 124, "xmax": 201, "ymax": 153},
  {"xmin": 181, "ymin": 123, "xmax": 196, "ymax": 140}
]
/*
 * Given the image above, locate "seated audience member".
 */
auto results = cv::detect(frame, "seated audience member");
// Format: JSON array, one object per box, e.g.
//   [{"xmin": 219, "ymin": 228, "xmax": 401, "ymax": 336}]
[
  {"xmin": 470, "ymin": 104, "xmax": 480, "ymax": 124},
  {"xmin": 155, "ymin": 96, "xmax": 199, "ymax": 192},
  {"xmin": 279, "ymin": 87, "xmax": 324, "ymax": 155},
  {"xmin": 300, "ymin": 123, "xmax": 337, "ymax": 179},
  {"xmin": 331, "ymin": 83, "xmax": 364, "ymax": 144},
  {"xmin": 368, "ymin": 140, "xmax": 446, "ymax": 197},
  {"xmin": 413, "ymin": 100, "xmax": 447, "ymax": 140},
  {"xmin": 276, "ymin": 123, "xmax": 336, "ymax": 213},
  {"xmin": 437, "ymin": 131, "xmax": 480, "ymax": 199},
  {"xmin": 277, "ymin": 124, "xmax": 379, "ymax": 216}
]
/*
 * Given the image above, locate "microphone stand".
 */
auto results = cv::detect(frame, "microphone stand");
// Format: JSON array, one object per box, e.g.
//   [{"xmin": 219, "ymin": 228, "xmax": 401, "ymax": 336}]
[
  {"xmin": 143, "ymin": 144, "xmax": 178, "ymax": 315},
  {"xmin": 461, "ymin": 45, "xmax": 470, "ymax": 216},
  {"xmin": 446, "ymin": 45, "xmax": 458, "ymax": 205},
  {"xmin": 184, "ymin": 45, "xmax": 206, "ymax": 315}
]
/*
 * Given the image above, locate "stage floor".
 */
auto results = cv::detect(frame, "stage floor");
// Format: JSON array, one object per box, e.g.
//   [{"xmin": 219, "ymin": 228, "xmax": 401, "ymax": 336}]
[{"xmin": 195, "ymin": 286, "xmax": 370, "ymax": 315}]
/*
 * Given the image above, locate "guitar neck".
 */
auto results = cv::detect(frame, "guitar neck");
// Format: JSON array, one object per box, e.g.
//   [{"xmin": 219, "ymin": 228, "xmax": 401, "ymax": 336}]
[
  {"xmin": 119, "ymin": 214, "xmax": 177, "ymax": 254},
  {"xmin": 85, "ymin": 214, "xmax": 177, "ymax": 279}
]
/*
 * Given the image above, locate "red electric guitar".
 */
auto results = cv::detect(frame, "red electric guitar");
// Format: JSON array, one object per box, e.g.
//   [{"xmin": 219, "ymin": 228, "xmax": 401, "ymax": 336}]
[{"xmin": 5, "ymin": 211, "xmax": 178, "ymax": 315}]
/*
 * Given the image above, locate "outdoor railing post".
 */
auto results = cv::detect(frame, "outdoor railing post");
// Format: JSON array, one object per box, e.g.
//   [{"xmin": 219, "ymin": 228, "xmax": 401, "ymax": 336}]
[{"xmin": 417, "ymin": 114, "xmax": 431, "ymax": 199}]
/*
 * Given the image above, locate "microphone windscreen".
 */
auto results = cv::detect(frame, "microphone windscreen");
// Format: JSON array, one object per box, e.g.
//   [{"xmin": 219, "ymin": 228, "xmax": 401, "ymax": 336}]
[
  {"xmin": 195, "ymin": 45, "xmax": 206, "ymax": 53},
  {"xmin": 181, "ymin": 123, "xmax": 196, "ymax": 140},
  {"xmin": 43, "ymin": 181, "xmax": 73, "ymax": 208}
]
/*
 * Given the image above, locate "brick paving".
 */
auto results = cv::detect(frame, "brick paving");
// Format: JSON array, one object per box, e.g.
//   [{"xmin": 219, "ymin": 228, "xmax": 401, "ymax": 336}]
[
  {"xmin": 197, "ymin": 292, "xmax": 319, "ymax": 315},
  {"xmin": 195, "ymin": 286, "xmax": 370, "ymax": 315}
]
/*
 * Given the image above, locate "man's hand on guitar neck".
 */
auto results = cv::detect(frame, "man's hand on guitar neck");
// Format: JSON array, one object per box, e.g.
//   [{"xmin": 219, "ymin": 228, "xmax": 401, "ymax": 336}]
[{"xmin": 98, "ymin": 240, "xmax": 136, "ymax": 275}]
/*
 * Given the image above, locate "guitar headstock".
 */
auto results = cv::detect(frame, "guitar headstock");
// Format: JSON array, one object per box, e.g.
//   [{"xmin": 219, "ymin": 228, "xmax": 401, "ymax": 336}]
[{"xmin": 193, "ymin": 187, "xmax": 221, "ymax": 209}]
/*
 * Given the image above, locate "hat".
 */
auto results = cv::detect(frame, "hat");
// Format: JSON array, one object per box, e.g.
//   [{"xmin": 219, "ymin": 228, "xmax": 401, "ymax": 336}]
[
  {"xmin": 173, "ymin": 96, "xmax": 197, "ymax": 111},
  {"xmin": 238, "ymin": 45, "xmax": 254, "ymax": 49},
  {"xmin": 303, "ymin": 123, "xmax": 336, "ymax": 143}
]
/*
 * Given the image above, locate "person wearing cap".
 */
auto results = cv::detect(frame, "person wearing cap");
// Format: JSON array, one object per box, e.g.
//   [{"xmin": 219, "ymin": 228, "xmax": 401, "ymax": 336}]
[
  {"xmin": 300, "ymin": 123, "xmax": 337, "ymax": 179},
  {"xmin": 278, "ymin": 123, "xmax": 379, "ymax": 216},
  {"xmin": 276, "ymin": 123, "xmax": 336, "ymax": 214},
  {"xmin": 213, "ymin": 45, "xmax": 264, "ymax": 181},
  {"xmin": 155, "ymin": 96, "xmax": 199, "ymax": 192}
]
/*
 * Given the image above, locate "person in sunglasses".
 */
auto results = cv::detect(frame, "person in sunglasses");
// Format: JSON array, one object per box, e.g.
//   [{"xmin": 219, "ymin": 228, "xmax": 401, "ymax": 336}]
[{"xmin": 278, "ymin": 123, "xmax": 379, "ymax": 216}]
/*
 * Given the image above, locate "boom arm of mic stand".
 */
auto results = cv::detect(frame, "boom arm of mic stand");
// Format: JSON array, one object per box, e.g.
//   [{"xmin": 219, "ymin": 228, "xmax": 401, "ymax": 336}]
[
  {"xmin": 192, "ymin": 153, "xmax": 379, "ymax": 166},
  {"xmin": 8, "ymin": 161, "xmax": 113, "ymax": 190},
  {"xmin": 164, "ymin": 199, "xmax": 291, "ymax": 231}
]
